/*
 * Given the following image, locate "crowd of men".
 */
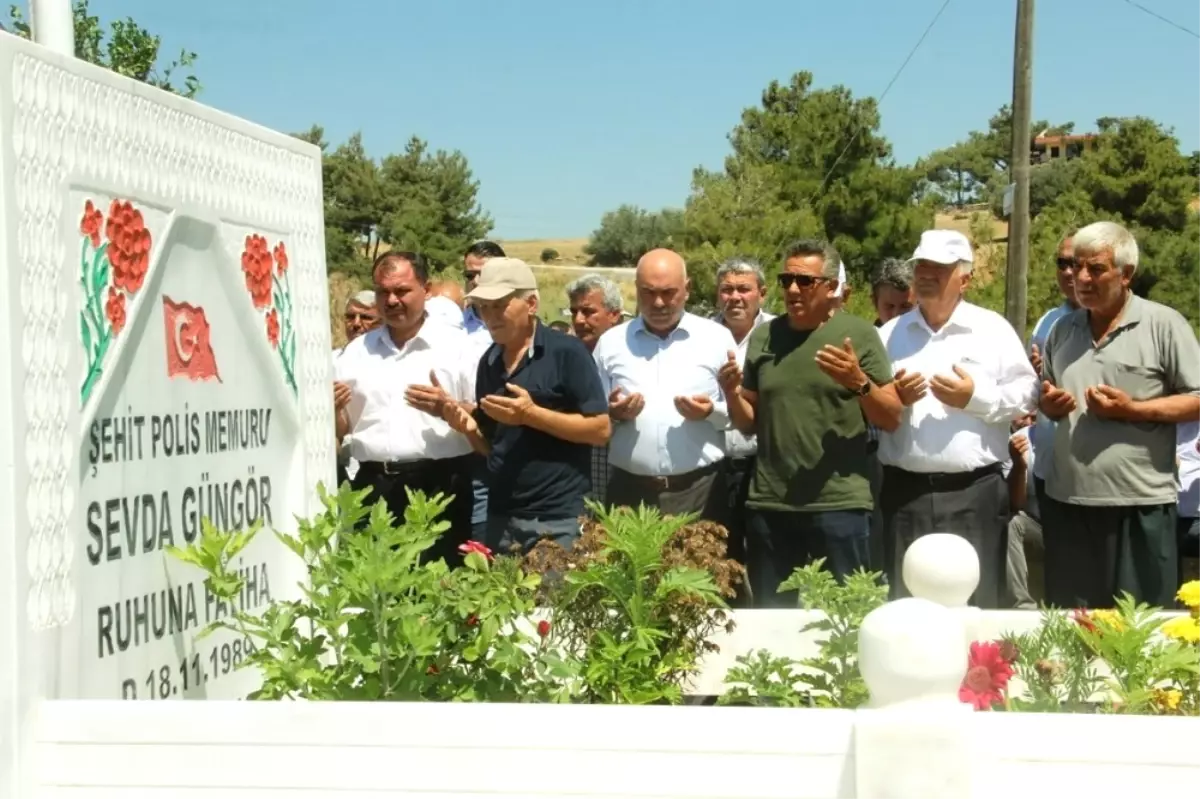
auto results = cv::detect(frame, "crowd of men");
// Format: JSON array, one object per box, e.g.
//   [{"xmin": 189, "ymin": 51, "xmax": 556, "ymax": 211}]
[{"xmin": 330, "ymin": 221, "xmax": 1200, "ymax": 610}]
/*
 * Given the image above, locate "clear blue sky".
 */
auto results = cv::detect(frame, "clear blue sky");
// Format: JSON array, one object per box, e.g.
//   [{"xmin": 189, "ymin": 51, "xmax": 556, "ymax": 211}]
[{"xmin": 92, "ymin": 0, "xmax": 1200, "ymax": 239}]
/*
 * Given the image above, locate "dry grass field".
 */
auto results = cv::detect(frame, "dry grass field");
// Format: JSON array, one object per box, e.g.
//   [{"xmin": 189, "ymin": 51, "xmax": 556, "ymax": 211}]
[{"xmin": 497, "ymin": 238, "xmax": 589, "ymax": 265}]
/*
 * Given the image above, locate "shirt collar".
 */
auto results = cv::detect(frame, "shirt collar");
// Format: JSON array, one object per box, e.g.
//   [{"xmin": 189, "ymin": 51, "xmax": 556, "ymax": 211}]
[
  {"xmin": 373, "ymin": 316, "xmax": 441, "ymax": 356},
  {"xmin": 485, "ymin": 320, "xmax": 547, "ymax": 367},
  {"xmin": 634, "ymin": 311, "xmax": 700, "ymax": 341},
  {"xmin": 1073, "ymin": 291, "xmax": 1141, "ymax": 333},
  {"xmin": 906, "ymin": 300, "xmax": 975, "ymax": 336}
]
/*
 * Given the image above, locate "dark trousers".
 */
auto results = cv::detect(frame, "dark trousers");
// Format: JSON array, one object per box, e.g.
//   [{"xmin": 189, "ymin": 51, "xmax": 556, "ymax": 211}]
[
  {"xmin": 485, "ymin": 516, "xmax": 582, "ymax": 556},
  {"xmin": 1041, "ymin": 496, "xmax": 1178, "ymax": 608},
  {"xmin": 606, "ymin": 462, "xmax": 725, "ymax": 520},
  {"xmin": 745, "ymin": 509, "xmax": 871, "ymax": 607},
  {"xmin": 881, "ymin": 464, "xmax": 1009, "ymax": 609},
  {"xmin": 865, "ymin": 443, "xmax": 885, "ymax": 574},
  {"xmin": 351, "ymin": 454, "xmax": 473, "ymax": 567},
  {"xmin": 724, "ymin": 456, "xmax": 755, "ymax": 607},
  {"xmin": 335, "ymin": 459, "xmax": 350, "ymax": 491}
]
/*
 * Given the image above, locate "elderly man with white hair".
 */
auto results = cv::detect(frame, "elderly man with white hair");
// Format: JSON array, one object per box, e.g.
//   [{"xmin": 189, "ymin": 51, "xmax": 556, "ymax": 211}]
[
  {"xmin": 877, "ymin": 229, "xmax": 1038, "ymax": 608},
  {"xmin": 1039, "ymin": 220, "xmax": 1200, "ymax": 608}
]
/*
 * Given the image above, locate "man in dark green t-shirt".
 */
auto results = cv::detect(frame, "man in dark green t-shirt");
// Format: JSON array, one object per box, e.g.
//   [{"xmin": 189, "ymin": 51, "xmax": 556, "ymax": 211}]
[{"xmin": 720, "ymin": 239, "xmax": 901, "ymax": 606}]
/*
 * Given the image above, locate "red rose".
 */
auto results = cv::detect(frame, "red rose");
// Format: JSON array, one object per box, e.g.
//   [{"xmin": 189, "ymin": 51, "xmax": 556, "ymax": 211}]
[
  {"xmin": 273, "ymin": 241, "xmax": 289, "ymax": 277},
  {"xmin": 266, "ymin": 308, "xmax": 280, "ymax": 348},
  {"xmin": 80, "ymin": 200, "xmax": 102, "ymax": 247},
  {"xmin": 241, "ymin": 234, "xmax": 273, "ymax": 309},
  {"xmin": 106, "ymin": 200, "xmax": 151, "ymax": 294},
  {"xmin": 457, "ymin": 541, "xmax": 494, "ymax": 562},
  {"xmin": 537, "ymin": 620, "xmax": 551, "ymax": 639},
  {"xmin": 466, "ymin": 614, "xmax": 478, "ymax": 627},
  {"xmin": 105, "ymin": 286, "xmax": 126, "ymax": 335}
]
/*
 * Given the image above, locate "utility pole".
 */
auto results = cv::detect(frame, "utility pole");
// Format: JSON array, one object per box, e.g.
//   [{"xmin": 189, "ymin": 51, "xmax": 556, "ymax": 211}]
[{"xmin": 1004, "ymin": 0, "xmax": 1034, "ymax": 335}]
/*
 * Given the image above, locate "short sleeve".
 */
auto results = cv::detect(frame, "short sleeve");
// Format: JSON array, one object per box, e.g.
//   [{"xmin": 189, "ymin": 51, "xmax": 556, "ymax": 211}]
[
  {"xmin": 1161, "ymin": 311, "xmax": 1200, "ymax": 395},
  {"xmin": 1042, "ymin": 323, "xmax": 1061, "ymax": 386},
  {"xmin": 562, "ymin": 341, "xmax": 608, "ymax": 415},
  {"xmin": 854, "ymin": 321, "xmax": 894, "ymax": 386},
  {"xmin": 742, "ymin": 324, "xmax": 768, "ymax": 393}
]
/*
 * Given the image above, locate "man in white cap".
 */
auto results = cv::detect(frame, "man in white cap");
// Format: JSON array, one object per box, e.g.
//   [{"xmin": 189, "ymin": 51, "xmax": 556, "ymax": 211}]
[{"xmin": 876, "ymin": 229, "xmax": 1038, "ymax": 608}]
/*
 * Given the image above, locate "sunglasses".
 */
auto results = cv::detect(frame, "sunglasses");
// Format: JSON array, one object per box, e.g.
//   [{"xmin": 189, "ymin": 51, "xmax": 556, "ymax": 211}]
[
  {"xmin": 777, "ymin": 273, "xmax": 829, "ymax": 290},
  {"xmin": 1055, "ymin": 257, "xmax": 1075, "ymax": 271},
  {"xmin": 464, "ymin": 270, "xmax": 481, "ymax": 280}
]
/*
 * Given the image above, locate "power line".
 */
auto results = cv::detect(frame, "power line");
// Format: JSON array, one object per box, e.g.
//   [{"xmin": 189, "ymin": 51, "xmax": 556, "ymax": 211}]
[
  {"xmin": 808, "ymin": 0, "xmax": 954, "ymax": 202},
  {"xmin": 1119, "ymin": 0, "xmax": 1199, "ymax": 39}
]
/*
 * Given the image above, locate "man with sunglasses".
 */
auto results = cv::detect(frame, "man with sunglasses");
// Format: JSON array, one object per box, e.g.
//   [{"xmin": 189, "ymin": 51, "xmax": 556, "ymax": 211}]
[
  {"xmin": 720, "ymin": 240, "xmax": 901, "ymax": 604},
  {"xmin": 1025, "ymin": 231, "xmax": 1078, "ymax": 529}
]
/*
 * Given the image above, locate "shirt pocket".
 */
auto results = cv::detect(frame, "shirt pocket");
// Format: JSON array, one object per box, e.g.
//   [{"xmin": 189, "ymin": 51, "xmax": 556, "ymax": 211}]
[{"xmin": 1111, "ymin": 363, "xmax": 1163, "ymax": 401}]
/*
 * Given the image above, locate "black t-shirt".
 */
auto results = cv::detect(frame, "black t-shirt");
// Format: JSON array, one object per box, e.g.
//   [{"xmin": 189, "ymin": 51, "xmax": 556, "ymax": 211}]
[{"xmin": 474, "ymin": 323, "xmax": 608, "ymax": 520}]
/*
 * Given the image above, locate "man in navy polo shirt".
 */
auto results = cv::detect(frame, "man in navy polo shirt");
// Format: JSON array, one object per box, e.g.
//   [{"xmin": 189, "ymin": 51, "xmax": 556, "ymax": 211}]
[{"xmin": 442, "ymin": 258, "xmax": 611, "ymax": 554}]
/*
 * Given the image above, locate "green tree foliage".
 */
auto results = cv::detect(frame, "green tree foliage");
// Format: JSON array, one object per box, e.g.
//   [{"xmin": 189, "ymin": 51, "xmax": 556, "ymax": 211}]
[
  {"xmin": 918, "ymin": 105, "xmax": 1073, "ymax": 209},
  {"xmin": 1025, "ymin": 117, "xmax": 1199, "ymax": 334},
  {"xmin": 6, "ymin": 0, "xmax": 200, "ymax": 97},
  {"xmin": 583, "ymin": 204, "xmax": 684, "ymax": 267},
  {"xmin": 678, "ymin": 71, "xmax": 933, "ymax": 302},
  {"xmin": 291, "ymin": 128, "xmax": 493, "ymax": 280}
]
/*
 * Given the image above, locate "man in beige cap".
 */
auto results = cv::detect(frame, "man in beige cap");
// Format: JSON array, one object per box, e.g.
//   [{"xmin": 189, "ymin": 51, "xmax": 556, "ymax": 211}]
[
  {"xmin": 439, "ymin": 258, "xmax": 611, "ymax": 554},
  {"xmin": 877, "ymin": 229, "xmax": 1038, "ymax": 608}
]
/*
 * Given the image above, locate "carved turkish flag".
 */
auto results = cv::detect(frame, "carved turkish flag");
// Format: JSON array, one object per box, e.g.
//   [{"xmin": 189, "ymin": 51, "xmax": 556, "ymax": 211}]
[{"xmin": 162, "ymin": 296, "xmax": 221, "ymax": 382}]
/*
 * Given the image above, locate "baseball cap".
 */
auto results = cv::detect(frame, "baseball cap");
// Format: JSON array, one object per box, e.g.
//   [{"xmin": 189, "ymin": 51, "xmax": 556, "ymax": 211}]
[
  {"xmin": 907, "ymin": 230, "xmax": 974, "ymax": 266},
  {"xmin": 465, "ymin": 257, "xmax": 538, "ymax": 301}
]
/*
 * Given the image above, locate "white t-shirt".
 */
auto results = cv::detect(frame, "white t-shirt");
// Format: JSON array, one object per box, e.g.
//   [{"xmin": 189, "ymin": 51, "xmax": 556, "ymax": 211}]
[{"xmin": 1178, "ymin": 420, "xmax": 1200, "ymax": 518}]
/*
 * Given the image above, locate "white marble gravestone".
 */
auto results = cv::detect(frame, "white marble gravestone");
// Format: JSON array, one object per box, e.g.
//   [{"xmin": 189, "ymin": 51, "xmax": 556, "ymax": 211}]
[{"xmin": 0, "ymin": 27, "xmax": 332, "ymax": 793}]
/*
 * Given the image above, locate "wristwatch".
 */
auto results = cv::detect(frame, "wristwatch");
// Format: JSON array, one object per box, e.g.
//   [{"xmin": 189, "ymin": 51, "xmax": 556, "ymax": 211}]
[{"xmin": 857, "ymin": 380, "xmax": 872, "ymax": 397}]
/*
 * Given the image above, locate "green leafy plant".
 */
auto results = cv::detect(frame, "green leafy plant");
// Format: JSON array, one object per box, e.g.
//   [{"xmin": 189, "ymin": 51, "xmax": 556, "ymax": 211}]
[
  {"xmin": 1005, "ymin": 597, "xmax": 1200, "ymax": 715},
  {"xmin": 721, "ymin": 561, "xmax": 887, "ymax": 708},
  {"xmin": 168, "ymin": 482, "xmax": 577, "ymax": 701},
  {"xmin": 525, "ymin": 503, "xmax": 737, "ymax": 704}
]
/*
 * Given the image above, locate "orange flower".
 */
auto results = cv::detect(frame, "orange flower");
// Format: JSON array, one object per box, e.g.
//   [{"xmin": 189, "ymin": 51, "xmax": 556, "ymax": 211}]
[
  {"xmin": 106, "ymin": 200, "xmax": 151, "ymax": 294},
  {"xmin": 241, "ymin": 234, "xmax": 273, "ymax": 309},
  {"xmin": 104, "ymin": 286, "xmax": 126, "ymax": 335},
  {"xmin": 273, "ymin": 242, "xmax": 289, "ymax": 277},
  {"xmin": 80, "ymin": 200, "xmax": 102, "ymax": 247},
  {"xmin": 266, "ymin": 308, "xmax": 280, "ymax": 348}
]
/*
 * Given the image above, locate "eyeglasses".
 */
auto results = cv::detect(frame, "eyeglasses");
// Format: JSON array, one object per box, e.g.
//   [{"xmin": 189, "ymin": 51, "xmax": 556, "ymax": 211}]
[
  {"xmin": 777, "ymin": 273, "xmax": 828, "ymax": 290},
  {"xmin": 1055, "ymin": 257, "xmax": 1075, "ymax": 271},
  {"xmin": 464, "ymin": 270, "xmax": 481, "ymax": 281}
]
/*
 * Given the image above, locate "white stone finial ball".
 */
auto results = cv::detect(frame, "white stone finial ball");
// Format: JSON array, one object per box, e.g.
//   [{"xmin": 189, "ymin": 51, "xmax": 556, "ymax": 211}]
[
  {"xmin": 902, "ymin": 533, "xmax": 979, "ymax": 607},
  {"xmin": 859, "ymin": 597, "xmax": 968, "ymax": 708}
]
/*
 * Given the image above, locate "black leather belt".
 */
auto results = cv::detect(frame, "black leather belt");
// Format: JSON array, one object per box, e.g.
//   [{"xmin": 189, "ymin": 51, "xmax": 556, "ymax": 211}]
[
  {"xmin": 883, "ymin": 462, "xmax": 1001, "ymax": 492},
  {"xmin": 357, "ymin": 456, "xmax": 470, "ymax": 477},
  {"xmin": 618, "ymin": 461, "xmax": 719, "ymax": 492}
]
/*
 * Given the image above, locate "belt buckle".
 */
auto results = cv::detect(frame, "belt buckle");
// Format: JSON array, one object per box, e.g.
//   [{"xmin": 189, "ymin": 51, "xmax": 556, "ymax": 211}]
[
  {"xmin": 382, "ymin": 460, "xmax": 404, "ymax": 475},
  {"xmin": 653, "ymin": 475, "xmax": 670, "ymax": 491}
]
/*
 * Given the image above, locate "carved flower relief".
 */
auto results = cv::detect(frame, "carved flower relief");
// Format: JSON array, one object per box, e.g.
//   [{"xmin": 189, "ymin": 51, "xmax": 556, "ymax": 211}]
[
  {"xmin": 241, "ymin": 234, "xmax": 274, "ymax": 309},
  {"xmin": 105, "ymin": 287, "xmax": 126, "ymax": 335},
  {"xmin": 106, "ymin": 200, "xmax": 152, "ymax": 294},
  {"xmin": 80, "ymin": 200, "xmax": 103, "ymax": 247},
  {"xmin": 266, "ymin": 308, "xmax": 280, "ymax": 348}
]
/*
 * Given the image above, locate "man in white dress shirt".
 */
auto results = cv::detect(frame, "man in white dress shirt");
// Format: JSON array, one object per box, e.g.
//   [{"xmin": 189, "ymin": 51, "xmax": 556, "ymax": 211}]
[
  {"xmin": 566, "ymin": 274, "xmax": 625, "ymax": 509},
  {"xmin": 713, "ymin": 257, "xmax": 774, "ymax": 581},
  {"xmin": 333, "ymin": 251, "xmax": 478, "ymax": 566},
  {"xmin": 877, "ymin": 230, "xmax": 1038, "ymax": 608},
  {"xmin": 593, "ymin": 248, "xmax": 737, "ymax": 519}
]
